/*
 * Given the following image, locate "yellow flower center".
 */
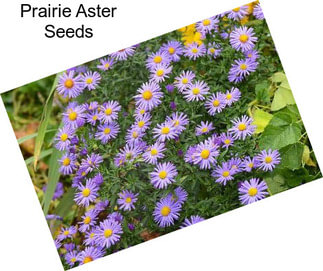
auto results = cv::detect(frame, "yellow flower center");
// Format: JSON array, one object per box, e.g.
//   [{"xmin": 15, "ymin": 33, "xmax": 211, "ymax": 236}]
[
  {"xmin": 142, "ymin": 90, "xmax": 153, "ymax": 100},
  {"xmin": 90, "ymin": 233, "xmax": 95, "ymax": 239},
  {"xmin": 86, "ymin": 78, "xmax": 93, "ymax": 84},
  {"xmin": 203, "ymin": 19, "xmax": 211, "ymax": 26},
  {"xmin": 132, "ymin": 131, "xmax": 138, "ymax": 138},
  {"xmin": 139, "ymin": 109, "xmax": 145, "ymax": 114},
  {"xmin": 156, "ymin": 69, "xmax": 164, "ymax": 77},
  {"xmin": 105, "ymin": 108, "xmax": 112, "ymax": 115},
  {"xmin": 168, "ymin": 47, "xmax": 175, "ymax": 54},
  {"xmin": 159, "ymin": 170, "xmax": 168, "ymax": 179},
  {"xmin": 64, "ymin": 79, "xmax": 74, "ymax": 89},
  {"xmin": 240, "ymin": 64, "xmax": 247, "ymax": 70},
  {"xmin": 104, "ymin": 229, "xmax": 113, "ymax": 238},
  {"xmin": 114, "ymin": 205, "xmax": 118, "ymax": 211},
  {"xmin": 222, "ymin": 171, "xmax": 230, "ymax": 177},
  {"xmin": 200, "ymin": 149, "xmax": 210, "ymax": 159},
  {"xmin": 226, "ymin": 94, "xmax": 232, "ymax": 100},
  {"xmin": 84, "ymin": 216, "xmax": 91, "ymax": 224},
  {"xmin": 213, "ymin": 99, "xmax": 220, "ymax": 107},
  {"xmin": 63, "ymin": 230, "xmax": 69, "ymax": 236},
  {"xmin": 104, "ymin": 63, "xmax": 110, "ymax": 69},
  {"xmin": 239, "ymin": 34, "xmax": 249, "ymax": 43},
  {"xmin": 160, "ymin": 206, "xmax": 171, "ymax": 216},
  {"xmin": 60, "ymin": 133, "xmax": 68, "ymax": 142},
  {"xmin": 233, "ymin": 7, "xmax": 240, "ymax": 12},
  {"xmin": 224, "ymin": 139, "xmax": 231, "ymax": 145},
  {"xmin": 248, "ymin": 162, "xmax": 254, "ymax": 168},
  {"xmin": 248, "ymin": 53, "xmax": 252, "ymax": 58},
  {"xmin": 63, "ymin": 158, "xmax": 70, "ymax": 166},
  {"xmin": 71, "ymin": 258, "xmax": 76, "ymax": 263},
  {"xmin": 68, "ymin": 111, "xmax": 77, "ymax": 121},
  {"xmin": 191, "ymin": 48, "xmax": 198, "ymax": 54},
  {"xmin": 265, "ymin": 156, "xmax": 273, "ymax": 163},
  {"xmin": 82, "ymin": 188, "xmax": 91, "ymax": 197},
  {"xmin": 201, "ymin": 127, "xmax": 208, "ymax": 133},
  {"xmin": 154, "ymin": 56, "xmax": 162, "ymax": 63},
  {"xmin": 81, "ymin": 171, "xmax": 86, "ymax": 176},
  {"xmin": 125, "ymin": 197, "xmax": 132, "ymax": 203},
  {"xmin": 138, "ymin": 121, "xmax": 145, "ymax": 128},
  {"xmin": 161, "ymin": 127, "xmax": 170, "ymax": 134},
  {"xmin": 83, "ymin": 257, "xmax": 93, "ymax": 264},
  {"xmin": 174, "ymin": 120, "xmax": 180, "ymax": 126},
  {"xmin": 182, "ymin": 78, "xmax": 189, "ymax": 84},
  {"xmin": 248, "ymin": 187, "xmax": 258, "ymax": 196},
  {"xmin": 151, "ymin": 148, "xmax": 158, "ymax": 156},
  {"xmin": 192, "ymin": 88, "xmax": 200, "ymax": 95},
  {"xmin": 92, "ymin": 115, "xmax": 98, "ymax": 121},
  {"xmin": 210, "ymin": 48, "xmax": 215, "ymax": 54},
  {"xmin": 238, "ymin": 123, "xmax": 247, "ymax": 131}
]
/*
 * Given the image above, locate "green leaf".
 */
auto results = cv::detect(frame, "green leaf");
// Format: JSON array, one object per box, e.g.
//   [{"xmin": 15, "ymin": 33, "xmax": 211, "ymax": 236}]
[
  {"xmin": 271, "ymin": 72, "xmax": 287, "ymax": 83},
  {"xmin": 55, "ymin": 187, "xmax": 76, "ymax": 218},
  {"xmin": 25, "ymin": 148, "xmax": 53, "ymax": 165},
  {"xmin": 259, "ymin": 113, "xmax": 302, "ymax": 150},
  {"xmin": 264, "ymin": 174, "xmax": 288, "ymax": 195},
  {"xmin": 255, "ymin": 81, "xmax": 270, "ymax": 103},
  {"xmin": 279, "ymin": 143, "xmax": 304, "ymax": 170},
  {"xmin": 18, "ymin": 129, "xmax": 57, "ymax": 144},
  {"xmin": 252, "ymin": 109, "xmax": 273, "ymax": 133},
  {"xmin": 302, "ymin": 145, "xmax": 317, "ymax": 167},
  {"xmin": 33, "ymin": 73, "xmax": 60, "ymax": 170},
  {"xmin": 42, "ymin": 148, "xmax": 61, "ymax": 215},
  {"xmin": 271, "ymin": 87, "xmax": 296, "ymax": 111}
]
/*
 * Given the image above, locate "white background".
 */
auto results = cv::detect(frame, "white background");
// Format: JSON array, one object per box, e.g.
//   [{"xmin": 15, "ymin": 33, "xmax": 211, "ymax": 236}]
[{"xmin": 1, "ymin": 0, "xmax": 323, "ymax": 270}]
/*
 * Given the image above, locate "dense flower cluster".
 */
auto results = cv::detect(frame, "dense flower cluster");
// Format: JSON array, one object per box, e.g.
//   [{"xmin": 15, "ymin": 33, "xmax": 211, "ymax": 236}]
[{"xmin": 47, "ymin": 2, "xmax": 283, "ymax": 268}]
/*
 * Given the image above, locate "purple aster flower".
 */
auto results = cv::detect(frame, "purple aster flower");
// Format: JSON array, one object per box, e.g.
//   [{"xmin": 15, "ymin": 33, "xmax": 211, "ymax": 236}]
[
  {"xmin": 184, "ymin": 145, "xmax": 198, "ymax": 164},
  {"xmin": 55, "ymin": 126, "xmax": 75, "ymax": 151},
  {"xmin": 239, "ymin": 178, "xmax": 269, "ymax": 205},
  {"xmin": 166, "ymin": 112, "xmax": 189, "ymax": 134},
  {"xmin": 168, "ymin": 187, "xmax": 188, "ymax": 205},
  {"xmin": 54, "ymin": 239, "xmax": 62, "ymax": 249},
  {"xmin": 170, "ymin": 101, "xmax": 177, "ymax": 111},
  {"xmin": 174, "ymin": 70, "xmax": 195, "ymax": 93},
  {"xmin": 142, "ymin": 141, "xmax": 166, "ymax": 164},
  {"xmin": 77, "ymin": 246, "xmax": 105, "ymax": 265},
  {"xmin": 134, "ymin": 113, "xmax": 151, "ymax": 132},
  {"xmin": 230, "ymin": 26, "xmax": 258, "ymax": 52},
  {"xmin": 153, "ymin": 121, "xmax": 178, "ymax": 142},
  {"xmin": 93, "ymin": 173, "xmax": 104, "ymax": 186},
  {"xmin": 43, "ymin": 182, "xmax": 64, "ymax": 200},
  {"xmin": 125, "ymin": 127, "xmax": 144, "ymax": 145},
  {"xmin": 63, "ymin": 243, "xmax": 76, "ymax": 252},
  {"xmin": 110, "ymin": 46, "xmax": 136, "ymax": 61},
  {"xmin": 220, "ymin": 132, "xmax": 235, "ymax": 149},
  {"xmin": 65, "ymin": 250, "xmax": 79, "ymax": 267},
  {"xmin": 196, "ymin": 16, "xmax": 219, "ymax": 34},
  {"xmin": 74, "ymin": 178, "xmax": 99, "ymax": 206},
  {"xmin": 107, "ymin": 212, "xmax": 124, "ymax": 224},
  {"xmin": 150, "ymin": 162, "xmax": 178, "ymax": 189},
  {"xmin": 81, "ymin": 153, "xmax": 103, "ymax": 173},
  {"xmin": 220, "ymin": 31, "xmax": 229, "ymax": 39},
  {"xmin": 154, "ymin": 196, "xmax": 182, "ymax": 227},
  {"xmin": 166, "ymin": 84, "xmax": 175, "ymax": 93},
  {"xmin": 146, "ymin": 50, "xmax": 171, "ymax": 69},
  {"xmin": 183, "ymin": 80, "xmax": 209, "ymax": 102},
  {"xmin": 95, "ymin": 122, "xmax": 120, "ymax": 144},
  {"xmin": 134, "ymin": 81, "xmax": 163, "ymax": 110},
  {"xmin": 225, "ymin": 87, "xmax": 241, "ymax": 106},
  {"xmin": 117, "ymin": 190, "xmax": 139, "ymax": 211},
  {"xmin": 206, "ymin": 133, "xmax": 222, "ymax": 147},
  {"xmin": 184, "ymin": 42, "xmax": 206, "ymax": 60},
  {"xmin": 227, "ymin": 5, "xmax": 249, "ymax": 21},
  {"xmin": 46, "ymin": 214, "xmax": 62, "ymax": 221},
  {"xmin": 229, "ymin": 115, "xmax": 255, "ymax": 140},
  {"xmin": 253, "ymin": 4, "xmax": 265, "ymax": 20},
  {"xmin": 94, "ymin": 218, "xmax": 123, "ymax": 248},
  {"xmin": 192, "ymin": 141, "xmax": 219, "ymax": 169},
  {"xmin": 228, "ymin": 157, "xmax": 243, "ymax": 173},
  {"xmin": 150, "ymin": 63, "xmax": 173, "ymax": 83},
  {"xmin": 85, "ymin": 101, "xmax": 99, "ymax": 111},
  {"xmin": 118, "ymin": 144, "xmax": 141, "ymax": 163},
  {"xmin": 256, "ymin": 149, "xmax": 281, "ymax": 171},
  {"xmin": 180, "ymin": 215, "xmax": 205, "ymax": 228},
  {"xmin": 99, "ymin": 101, "xmax": 121, "ymax": 123},
  {"xmin": 128, "ymin": 223, "xmax": 135, "ymax": 231},
  {"xmin": 205, "ymin": 92, "xmax": 226, "ymax": 115},
  {"xmin": 81, "ymin": 71, "xmax": 101, "ymax": 90},
  {"xmin": 85, "ymin": 110, "xmax": 100, "ymax": 126},
  {"xmin": 134, "ymin": 106, "xmax": 150, "ymax": 120},
  {"xmin": 79, "ymin": 209, "xmax": 98, "ymax": 233},
  {"xmin": 228, "ymin": 58, "xmax": 258, "ymax": 83},
  {"xmin": 196, "ymin": 121, "xmax": 214, "ymax": 136},
  {"xmin": 244, "ymin": 49, "xmax": 260, "ymax": 61},
  {"xmin": 57, "ymin": 70, "xmax": 84, "ymax": 98},
  {"xmin": 212, "ymin": 161, "xmax": 236, "ymax": 185},
  {"xmin": 97, "ymin": 57, "xmax": 114, "ymax": 71},
  {"xmin": 83, "ymin": 230, "xmax": 97, "ymax": 246},
  {"xmin": 57, "ymin": 226, "xmax": 77, "ymax": 241},
  {"xmin": 207, "ymin": 42, "xmax": 222, "ymax": 58},
  {"xmin": 242, "ymin": 156, "xmax": 259, "ymax": 172},
  {"xmin": 160, "ymin": 40, "xmax": 183, "ymax": 62},
  {"xmin": 67, "ymin": 65, "xmax": 88, "ymax": 74},
  {"xmin": 62, "ymin": 102, "xmax": 86, "ymax": 129},
  {"xmin": 94, "ymin": 199, "xmax": 110, "ymax": 212},
  {"xmin": 59, "ymin": 153, "xmax": 77, "ymax": 175}
]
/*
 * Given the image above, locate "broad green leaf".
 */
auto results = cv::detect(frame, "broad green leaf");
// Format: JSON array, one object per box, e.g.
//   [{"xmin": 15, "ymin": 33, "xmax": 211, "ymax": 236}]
[
  {"xmin": 25, "ymin": 148, "xmax": 53, "ymax": 165},
  {"xmin": 302, "ymin": 145, "xmax": 317, "ymax": 167},
  {"xmin": 42, "ymin": 148, "xmax": 61, "ymax": 215},
  {"xmin": 255, "ymin": 81, "xmax": 270, "ymax": 103},
  {"xmin": 252, "ymin": 109, "xmax": 273, "ymax": 133},
  {"xmin": 278, "ymin": 143, "xmax": 304, "ymax": 170},
  {"xmin": 271, "ymin": 87, "xmax": 296, "ymax": 111},
  {"xmin": 34, "ymin": 73, "xmax": 60, "ymax": 170},
  {"xmin": 259, "ymin": 113, "xmax": 302, "ymax": 150},
  {"xmin": 264, "ymin": 174, "xmax": 288, "ymax": 195},
  {"xmin": 271, "ymin": 72, "xmax": 287, "ymax": 83}
]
